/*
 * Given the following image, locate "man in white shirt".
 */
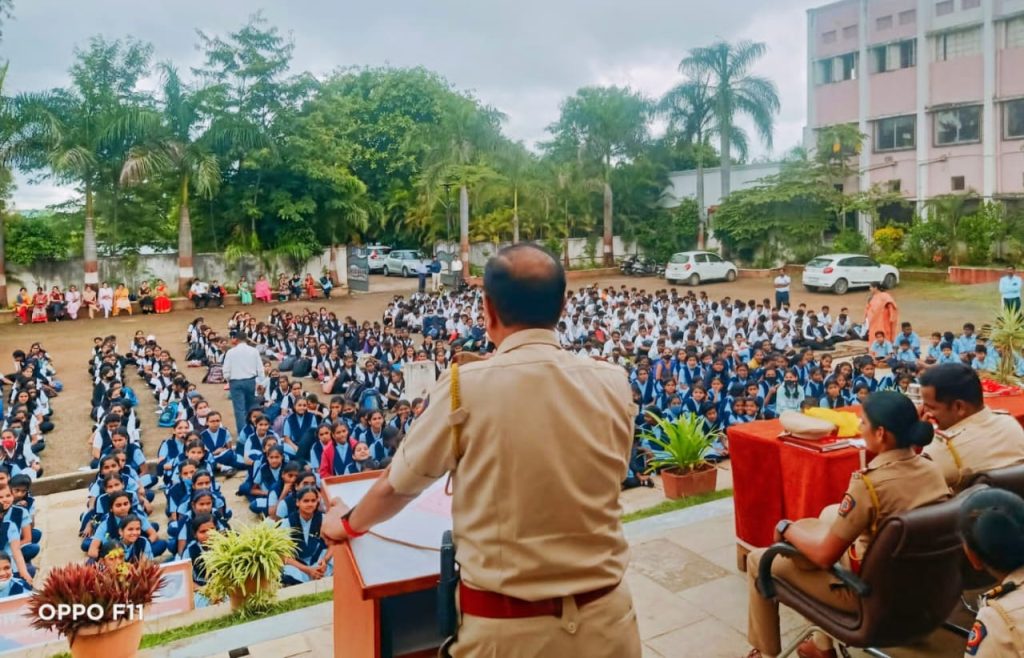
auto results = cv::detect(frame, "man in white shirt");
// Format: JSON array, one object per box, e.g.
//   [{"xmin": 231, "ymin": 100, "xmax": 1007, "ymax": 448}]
[
  {"xmin": 222, "ymin": 331, "xmax": 265, "ymax": 434},
  {"xmin": 773, "ymin": 268, "xmax": 791, "ymax": 309},
  {"xmin": 999, "ymin": 264, "xmax": 1022, "ymax": 313}
]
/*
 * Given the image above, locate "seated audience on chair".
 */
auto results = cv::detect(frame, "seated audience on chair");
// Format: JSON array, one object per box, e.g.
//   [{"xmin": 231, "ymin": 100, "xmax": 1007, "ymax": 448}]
[
  {"xmin": 920, "ymin": 364, "xmax": 1024, "ymax": 491},
  {"xmin": 959, "ymin": 487, "xmax": 1024, "ymax": 658},
  {"xmin": 745, "ymin": 392, "xmax": 950, "ymax": 658}
]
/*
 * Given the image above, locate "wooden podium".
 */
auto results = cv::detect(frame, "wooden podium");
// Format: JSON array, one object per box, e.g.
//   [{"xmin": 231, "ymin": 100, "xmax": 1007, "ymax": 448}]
[{"xmin": 326, "ymin": 472, "xmax": 450, "ymax": 658}]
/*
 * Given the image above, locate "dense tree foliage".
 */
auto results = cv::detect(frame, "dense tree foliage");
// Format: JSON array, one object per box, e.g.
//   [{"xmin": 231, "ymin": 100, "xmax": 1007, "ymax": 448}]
[{"xmin": 1, "ymin": 13, "xmax": 767, "ymax": 284}]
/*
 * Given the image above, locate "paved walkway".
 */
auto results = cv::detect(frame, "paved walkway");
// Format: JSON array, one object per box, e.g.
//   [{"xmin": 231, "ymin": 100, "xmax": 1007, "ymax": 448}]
[{"xmin": 134, "ymin": 493, "xmax": 967, "ymax": 658}]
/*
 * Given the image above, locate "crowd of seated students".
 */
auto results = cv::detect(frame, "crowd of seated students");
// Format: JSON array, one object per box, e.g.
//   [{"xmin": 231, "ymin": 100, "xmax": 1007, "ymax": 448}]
[{"xmin": 0, "ymin": 342, "xmax": 60, "ymax": 590}]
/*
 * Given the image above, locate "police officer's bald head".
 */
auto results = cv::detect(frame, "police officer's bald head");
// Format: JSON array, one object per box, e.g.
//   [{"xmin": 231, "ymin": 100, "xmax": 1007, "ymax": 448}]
[{"xmin": 483, "ymin": 244, "xmax": 566, "ymax": 329}]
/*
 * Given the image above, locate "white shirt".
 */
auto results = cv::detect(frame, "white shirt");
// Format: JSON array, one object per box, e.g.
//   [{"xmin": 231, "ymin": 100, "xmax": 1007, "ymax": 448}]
[
  {"xmin": 222, "ymin": 342, "xmax": 263, "ymax": 381},
  {"xmin": 774, "ymin": 274, "xmax": 791, "ymax": 293}
]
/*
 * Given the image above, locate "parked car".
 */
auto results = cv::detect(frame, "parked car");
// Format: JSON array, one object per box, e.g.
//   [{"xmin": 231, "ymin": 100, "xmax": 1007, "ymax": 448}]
[
  {"xmin": 801, "ymin": 253, "xmax": 900, "ymax": 295},
  {"xmin": 356, "ymin": 244, "xmax": 392, "ymax": 273},
  {"xmin": 664, "ymin": 251, "xmax": 738, "ymax": 286},
  {"xmin": 382, "ymin": 249, "xmax": 430, "ymax": 277}
]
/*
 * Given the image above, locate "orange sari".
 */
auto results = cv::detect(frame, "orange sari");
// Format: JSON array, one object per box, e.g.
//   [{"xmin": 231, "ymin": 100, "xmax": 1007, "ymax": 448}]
[{"xmin": 866, "ymin": 291, "xmax": 899, "ymax": 343}]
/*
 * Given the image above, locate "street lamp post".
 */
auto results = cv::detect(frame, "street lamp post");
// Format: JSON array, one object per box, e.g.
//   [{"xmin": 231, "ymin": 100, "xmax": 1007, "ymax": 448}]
[{"xmin": 442, "ymin": 182, "xmax": 453, "ymax": 249}]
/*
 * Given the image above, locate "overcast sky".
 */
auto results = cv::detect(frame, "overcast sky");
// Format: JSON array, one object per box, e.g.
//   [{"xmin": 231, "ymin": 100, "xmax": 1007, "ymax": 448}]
[{"xmin": 2, "ymin": 0, "xmax": 817, "ymax": 209}]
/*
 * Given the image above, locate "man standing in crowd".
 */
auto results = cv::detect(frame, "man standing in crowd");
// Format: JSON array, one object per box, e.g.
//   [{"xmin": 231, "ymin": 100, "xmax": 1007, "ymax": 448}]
[
  {"xmin": 773, "ymin": 267, "xmax": 790, "ymax": 309},
  {"xmin": 920, "ymin": 363, "xmax": 1024, "ymax": 491},
  {"xmin": 999, "ymin": 264, "xmax": 1021, "ymax": 313},
  {"xmin": 222, "ymin": 331, "xmax": 264, "ymax": 434},
  {"xmin": 322, "ymin": 244, "xmax": 641, "ymax": 658},
  {"xmin": 430, "ymin": 254, "xmax": 443, "ymax": 292}
]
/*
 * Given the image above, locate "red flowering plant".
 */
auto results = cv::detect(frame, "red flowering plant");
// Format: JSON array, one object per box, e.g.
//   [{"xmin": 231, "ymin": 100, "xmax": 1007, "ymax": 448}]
[{"xmin": 27, "ymin": 560, "xmax": 166, "ymax": 643}]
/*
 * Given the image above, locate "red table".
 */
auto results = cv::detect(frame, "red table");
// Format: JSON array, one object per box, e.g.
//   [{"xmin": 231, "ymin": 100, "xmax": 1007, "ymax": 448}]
[{"xmin": 728, "ymin": 396, "xmax": 1024, "ymax": 569}]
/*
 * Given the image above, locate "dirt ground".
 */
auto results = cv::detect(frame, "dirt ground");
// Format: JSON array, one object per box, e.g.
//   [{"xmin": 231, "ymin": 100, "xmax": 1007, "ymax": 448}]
[{"xmin": 2, "ymin": 272, "xmax": 1000, "ymax": 477}]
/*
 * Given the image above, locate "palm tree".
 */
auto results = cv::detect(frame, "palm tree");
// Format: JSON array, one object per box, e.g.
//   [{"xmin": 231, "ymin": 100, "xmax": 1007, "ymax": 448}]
[
  {"xmin": 496, "ymin": 142, "xmax": 535, "ymax": 243},
  {"xmin": 680, "ymin": 40, "xmax": 780, "ymax": 199},
  {"xmin": 121, "ymin": 65, "xmax": 252, "ymax": 294},
  {"xmin": 0, "ymin": 63, "xmax": 56, "ymax": 304},
  {"xmin": 660, "ymin": 78, "xmax": 748, "ymax": 250},
  {"xmin": 419, "ymin": 98, "xmax": 504, "ymax": 278}
]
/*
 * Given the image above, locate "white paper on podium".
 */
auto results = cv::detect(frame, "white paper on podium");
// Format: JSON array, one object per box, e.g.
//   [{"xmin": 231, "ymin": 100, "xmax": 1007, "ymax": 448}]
[
  {"xmin": 403, "ymin": 361, "xmax": 437, "ymax": 401},
  {"xmin": 326, "ymin": 476, "xmax": 453, "ymax": 582}
]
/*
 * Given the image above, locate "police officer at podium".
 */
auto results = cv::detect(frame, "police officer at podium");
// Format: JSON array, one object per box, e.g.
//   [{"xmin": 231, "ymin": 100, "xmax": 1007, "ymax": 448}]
[{"xmin": 322, "ymin": 243, "xmax": 641, "ymax": 658}]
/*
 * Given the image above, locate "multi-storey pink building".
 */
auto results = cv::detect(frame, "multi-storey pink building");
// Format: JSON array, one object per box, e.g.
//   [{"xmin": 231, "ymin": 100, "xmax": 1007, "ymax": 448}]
[{"xmin": 807, "ymin": 0, "xmax": 1024, "ymax": 230}]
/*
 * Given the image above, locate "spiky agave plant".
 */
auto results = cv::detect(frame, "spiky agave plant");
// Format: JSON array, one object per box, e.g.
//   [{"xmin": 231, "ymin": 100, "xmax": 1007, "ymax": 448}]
[
  {"xmin": 989, "ymin": 306, "xmax": 1024, "ymax": 385},
  {"xmin": 28, "ymin": 560, "xmax": 165, "ymax": 644},
  {"xmin": 201, "ymin": 522, "xmax": 295, "ymax": 618}
]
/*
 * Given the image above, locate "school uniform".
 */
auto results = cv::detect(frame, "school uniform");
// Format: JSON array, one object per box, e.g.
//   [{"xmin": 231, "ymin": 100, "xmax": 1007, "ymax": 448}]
[{"xmin": 281, "ymin": 510, "xmax": 333, "ymax": 584}]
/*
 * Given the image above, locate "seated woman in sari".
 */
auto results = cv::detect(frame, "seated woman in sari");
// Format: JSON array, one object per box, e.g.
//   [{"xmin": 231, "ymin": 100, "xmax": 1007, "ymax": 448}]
[
  {"xmin": 82, "ymin": 285, "xmax": 99, "ymax": 319},
  {"xmin": 238, "ymin": 279, "xmax": 253, "ymax": 305},
  {"xmin": 48, "ymin": 286, "xmax": 65, "ymax": 321},
  {"xmin": 31, "ymin": 287, "xmax": 48, "ymax": 323},
  {"xmin": 112, "ymin": 283, "xmax": 132, "ymax": 316},
  {"xmin": 65, "ymin": 285, "xmax": 82, "ymax": 320},
  {"xmin": 153, "ymin": 279, "xmax": 172, "ymax": 314},
  {"xmin": 14, "ymin": 287, "xmax": 30, "ymax": 325},
  {"xmin": 138, "ymin": 281, "xmax": 155, "ymax": 314},
  {"xmin": 253, "ymin": 274, "xmax": 272, "ymax": 303}
]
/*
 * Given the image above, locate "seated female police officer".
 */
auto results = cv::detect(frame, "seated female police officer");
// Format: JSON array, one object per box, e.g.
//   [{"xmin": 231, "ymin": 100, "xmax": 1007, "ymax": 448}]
[
  {"xmin": 959, "ymin": 488, "xmax": 1024, "ymax": 658},
  {"xmin": 745, "ymin": 391, "xmax": 951, "ymax": 658}
]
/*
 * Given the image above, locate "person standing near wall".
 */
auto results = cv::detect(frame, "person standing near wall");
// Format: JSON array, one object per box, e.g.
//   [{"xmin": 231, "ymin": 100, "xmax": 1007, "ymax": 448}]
[
  {"xmin": 773, "ymin": 267, "xmax": 791, "ymax": 309},
  {"xmin": 999, "ymin": 265, "xmax": 1022, "ymax": 313}
]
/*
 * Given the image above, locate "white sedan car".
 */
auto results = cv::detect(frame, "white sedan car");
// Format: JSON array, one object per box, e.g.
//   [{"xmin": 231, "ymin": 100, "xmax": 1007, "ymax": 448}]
[
  {"xmin": 382, "ymin": 249, "xmax": 430, "ymax": 277},
  {"xmin": 665, "ymin": 251, "xmax": 738, "ymax": 286},
  {"xmin": 802, "ymin": 253, "xmax": 900, "ymax": 295}
]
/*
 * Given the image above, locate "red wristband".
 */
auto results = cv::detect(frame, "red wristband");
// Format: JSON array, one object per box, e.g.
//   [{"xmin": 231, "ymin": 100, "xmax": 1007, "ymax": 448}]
[{"xmin": 341, "ymin": 512, "xmax": 367, "ymax": 538}]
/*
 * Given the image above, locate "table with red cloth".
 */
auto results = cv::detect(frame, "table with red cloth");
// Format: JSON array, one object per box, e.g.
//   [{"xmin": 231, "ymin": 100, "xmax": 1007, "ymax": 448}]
[{"xmin": 728, "ymin": 395, "xmax": 1024, "ymax": 569}]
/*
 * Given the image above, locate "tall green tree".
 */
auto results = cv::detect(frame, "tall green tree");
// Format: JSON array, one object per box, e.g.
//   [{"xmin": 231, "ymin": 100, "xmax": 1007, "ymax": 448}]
[
  {"xmin": 121, "ymin": 65, "xmax": 233, "ymax": 293},
  {"xmin": 545, "ymin": 86, "xmax": 650, "ymax": 265},
  {"xmin": 660, "ymin": 78, "xmax": 745, "ymax": 249},
  {"xmin": 679, "ymin": 41, "xmax": 780, "ymax": 199},
  {"xmin": 494, "ymin": 141, "xmax": 536, "ymax": 243},
  {"xmin": 33, "ymin": 36, "xmax": 156, "ymax": 285}
]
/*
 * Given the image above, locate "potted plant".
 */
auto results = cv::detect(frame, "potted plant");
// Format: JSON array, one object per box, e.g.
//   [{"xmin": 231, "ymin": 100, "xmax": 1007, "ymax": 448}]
[
  {"xmin": 988, "ymin": 306, "xmax": 1024, "ymax": 385},
  {"xmin": 642, "ymin": 412, "xmax": 718, "ymax": 500},
  {"xmin": 28, "ymin": 559, "xmax": 165, "ymax": 658},
  {"xmin": 201, "ymin": 522, "xmax": 295, "ymax": 618}
]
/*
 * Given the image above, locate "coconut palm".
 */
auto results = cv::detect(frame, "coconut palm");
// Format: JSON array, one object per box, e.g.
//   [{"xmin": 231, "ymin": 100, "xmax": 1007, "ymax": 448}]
[
  {"xmin": 659, "ymin": 78, "xmax": 748, "ymax": 250},
  {"xmin": 121, "ymin": 64, "xmax": 263, "ymax": 293},
  {"xmin": 679, "ymin": 40, "xmax": 780, "ymax": 199}
]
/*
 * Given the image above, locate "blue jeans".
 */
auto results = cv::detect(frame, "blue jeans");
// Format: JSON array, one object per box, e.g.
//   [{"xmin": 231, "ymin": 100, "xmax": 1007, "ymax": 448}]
[
  {"xmin": 775, "ymin": 291, "xmax": 790, "ymax": 308},
  {"xmin": 228, "ymin": 378, "xmax": 257, "ymax": 435}
]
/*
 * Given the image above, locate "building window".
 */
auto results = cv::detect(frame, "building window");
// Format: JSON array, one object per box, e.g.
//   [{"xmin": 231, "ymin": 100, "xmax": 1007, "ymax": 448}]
[
  {"xmin": 839, "ymin": 52, "xmax": 858, "ymax": 80},
  {"xmin": 815, "ymin": 59, "xmax": 834, "ymax": 84},
  {"xmin": 871, "ymin": 39, "xmax": 917, "ymax": 73},
  {"xmin": 962, "ymin": 0, "xmax": 980, "ymax": 9},
  {"xmin": 951, "ymin": 176, "xmax": 966, "ymax": 191},
  {"xmin": 934, "ymin": 27, "xmax": 982, "ymax": 60},
  {"xmin": 1008, "ymin": 17, "xmax": 1024, "ymax": 49},
  {"xmin": 899, "ymin": 9, "xmax": 916, "ymax": 25},
  {"xmin": 877, "ymin": 15, "xmax": 893, "ymax": 30},
  {"xmin": 843, "ymin": 25, "xmax": 859, "ymax": 40},
  {"xmin": 1006, "ymin": 99, "xmax": 1024, "ymax": 139},
  {"xmin": 823, "ymin": 30, "xmax": 838, "ymax": 44},
  {"xmin": 935, "ymin": 106, "xmax": 982, "ymax": 145},
  {"xmin": 887, "ymin": 180, "xmax": 902, "ymax": 193},
  {"xmin": 936, "ymin": 0, "xmax": 955, "ymax": 16},
  {"xmin": 875, "ymin": 115, "xmax": 917, "ymax": 151}
]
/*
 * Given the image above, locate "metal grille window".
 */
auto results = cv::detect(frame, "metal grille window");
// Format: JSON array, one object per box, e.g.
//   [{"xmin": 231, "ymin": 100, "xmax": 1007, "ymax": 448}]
[
  {"xmin": 1008, "ymin": 17, "xmax": 1024, "ymax": 48},
  {"xmin": 934, "ymin": 27, "xmax": 982, "ymax": 60},
  {"xmin": 1006, "ymin": 100, "xmax": 1024, "ymax": 139}
]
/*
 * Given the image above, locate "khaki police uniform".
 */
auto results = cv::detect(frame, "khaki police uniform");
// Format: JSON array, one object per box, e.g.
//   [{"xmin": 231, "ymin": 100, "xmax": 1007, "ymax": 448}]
[
  {"xmin": 747, "ymin": 448, "xmax": 950, "ymax": 656},
  {"xmin": 923, "ymin": 407, "xmax": 1024, "ymax": 492},
  {"xmin": 965, "ymin": 566, "xmax": 1024, "ymax": 657},
  {"xmin": 387, "ymin": 328, "xmax": 641, "ymax": 658}
]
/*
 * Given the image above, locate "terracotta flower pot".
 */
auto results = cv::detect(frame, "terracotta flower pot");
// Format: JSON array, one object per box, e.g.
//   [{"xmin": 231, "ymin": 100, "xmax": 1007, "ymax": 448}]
[
  {"xmin": 70, "ymin": 619, "xmax": 143, "ymax": 658},
  {"xmin": 229, "ymin": 576, "xmax": 269, "ymax": 611},
  {"xmin": 660, "ymin": 464, "xmax": 717, "ymax": 500}
]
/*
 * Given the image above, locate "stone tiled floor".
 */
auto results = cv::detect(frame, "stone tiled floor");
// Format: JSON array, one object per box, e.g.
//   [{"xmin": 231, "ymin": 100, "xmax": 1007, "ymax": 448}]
[
  {"xmin": 135, "ymin": 495, "xmax": 967, "ymax": 658},
  {"xmin": 34, "ymin": 459, "xmax": 967, "ymax": 657}
]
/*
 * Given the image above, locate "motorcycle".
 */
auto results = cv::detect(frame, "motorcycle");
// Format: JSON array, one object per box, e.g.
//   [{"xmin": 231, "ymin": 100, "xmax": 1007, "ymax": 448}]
[{"xmin": 623, "ymin": 256, "xmax": 664, "ymax": 277}]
